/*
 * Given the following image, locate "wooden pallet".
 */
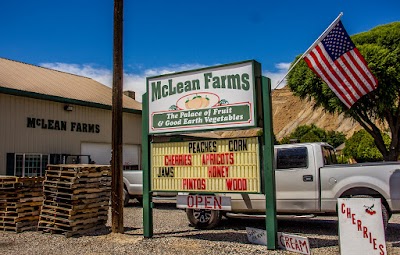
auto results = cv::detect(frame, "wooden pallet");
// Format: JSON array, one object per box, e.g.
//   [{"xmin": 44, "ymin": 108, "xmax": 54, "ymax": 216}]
[
  {"xmin": 0, "ymin": 176, "xmax": 44, "ymax": 188},
  {"xmin": 42, "ymin": 199, "xmax": 109, "ymax": 211},
  {"xmin": 38, "ymin": 165, "xmax": 111, "ymax": 237},
  {"xmin": 0, "ymin": 176, "xmax": 44, "ymax": 233},
  {"xmin": 39, "ymin": 221, "xmax": 106, "ymax": 237},
  {"xmin": 41, "ymin": 204, "xmax": 107, "ymax": 216},
  {"xmin": 0, "ymin": 220, "xmax": 39, "ymax": 232}
]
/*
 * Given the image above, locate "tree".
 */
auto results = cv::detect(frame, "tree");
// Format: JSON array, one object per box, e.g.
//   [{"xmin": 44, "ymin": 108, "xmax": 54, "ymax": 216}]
[
  {"xmin": 343, "ymin": 129, "xmax": 390, "ymax": 162},
  {"xmin": 287, "ymin": 22, "xmax": 400, "ymax": 161},
  {"xmin": 326, "ymin": 130, "xmax": 346, "ymax": 149},
  {"xmin": 280, "ymin": 124, "xmax": 346, "ymax": 148}
]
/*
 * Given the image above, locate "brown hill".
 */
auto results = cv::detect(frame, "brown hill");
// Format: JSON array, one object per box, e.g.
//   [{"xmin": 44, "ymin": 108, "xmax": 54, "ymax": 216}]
[
  {"xmin": 186, "ymin": 87, "xmax": 363, "ymax": 141},
  {"xmin": 272, "ymin": 87, "xmax": 362, "ymax": 140}
]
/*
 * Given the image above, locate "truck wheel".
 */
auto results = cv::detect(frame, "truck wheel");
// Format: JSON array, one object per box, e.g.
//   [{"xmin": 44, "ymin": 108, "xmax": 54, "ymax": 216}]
[
  {"xmin": 123, "ymin": 188, "xmax": 130, "ymax": 207},
  {"xmin": 352, "ymin": 195, "xmax": 389, "ymax": 230},
  {"xmin": 186, "ymin": 209, "xmax": 221, "ymax": 229}
]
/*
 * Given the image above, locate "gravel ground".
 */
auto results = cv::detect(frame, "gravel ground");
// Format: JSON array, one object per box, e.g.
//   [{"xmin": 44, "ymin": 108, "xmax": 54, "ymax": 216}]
[{"xmin": 0, "ymin": 199, "xmax": 399, "ymax": 255}]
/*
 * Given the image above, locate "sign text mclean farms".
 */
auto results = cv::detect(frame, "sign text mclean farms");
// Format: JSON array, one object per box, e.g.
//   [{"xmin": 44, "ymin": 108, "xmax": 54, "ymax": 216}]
[{"xmin": 151, "ymin": 71, "xmax": 251, "ymax": 102}]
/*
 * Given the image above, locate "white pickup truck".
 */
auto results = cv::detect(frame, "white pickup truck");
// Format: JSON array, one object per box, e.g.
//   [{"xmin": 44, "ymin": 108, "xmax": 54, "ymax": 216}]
[
  {"xmin": 123, "ymin": 169, "xmax": 143, "ymax": 206},
  {"xmin": 123, "ymin": 169, "xmax": 177, "ymax": 206},
  {"xmin": 180, "ymin": 142, "xmax": 400, "ymax": 229}
]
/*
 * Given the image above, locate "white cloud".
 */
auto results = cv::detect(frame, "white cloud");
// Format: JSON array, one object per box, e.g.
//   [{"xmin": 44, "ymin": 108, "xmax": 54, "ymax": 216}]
[
  {"xmin": 39, "ymin": 61, "xmax": 291, "ymax": 101},
  {"xmin": 40, "ymin": 62, "xmax": 113, "ymax": 86},
  {"xmin": 39, "ymin": 62, "xmax": 207, "ymax": 102},
  {"xmin": 263, "ymin": 62, "xmax": 291, "ymax": 90}
]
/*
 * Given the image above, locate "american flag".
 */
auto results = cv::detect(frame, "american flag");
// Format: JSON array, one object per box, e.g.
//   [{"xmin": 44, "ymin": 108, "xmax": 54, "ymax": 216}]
[{"xmin": 304, "ymin": 21, "xmax": 378, "ymax": 108}]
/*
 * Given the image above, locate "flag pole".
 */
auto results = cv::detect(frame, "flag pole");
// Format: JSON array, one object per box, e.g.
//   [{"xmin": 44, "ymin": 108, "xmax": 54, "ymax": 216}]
[{"xmin": 274, "ymin": 12, "xmax": 343, "ymax": 89}]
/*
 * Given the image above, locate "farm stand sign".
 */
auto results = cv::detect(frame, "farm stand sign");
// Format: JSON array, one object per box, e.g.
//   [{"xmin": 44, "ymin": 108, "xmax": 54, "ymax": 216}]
[
  {"xmin": 147, "ymin": 61, "xmax": 259, "ymax": 134},
  {"xmin": 151, "ymin": 137, "xmax": 261, "ymax": 193},
  {"xmin": 338, "ymin": 198, "xmax": 387, "ymax": 255}
]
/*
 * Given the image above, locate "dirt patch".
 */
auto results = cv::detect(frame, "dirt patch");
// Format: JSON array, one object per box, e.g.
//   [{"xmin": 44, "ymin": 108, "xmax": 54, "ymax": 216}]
[
  {"xmin": 272, "ymin": 87, "xmax": 361, "ymax": 140},
  {"xmin": 98, "ymin": 233, "xmax": 142, "ymax": 245}
]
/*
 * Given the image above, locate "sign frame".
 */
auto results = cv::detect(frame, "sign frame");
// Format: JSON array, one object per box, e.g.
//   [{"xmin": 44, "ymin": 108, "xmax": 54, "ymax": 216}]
[
  {"xmin": 142, "ymin": 61, "xmax": 277, "ymax": 250},
  {"xmin": 150, "ymin": 137, "xmax": 262, "ymax": 194}
]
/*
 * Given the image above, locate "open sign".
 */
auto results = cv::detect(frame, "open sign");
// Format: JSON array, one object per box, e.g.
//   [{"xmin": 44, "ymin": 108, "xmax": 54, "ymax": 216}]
[{"xmin": 176, "ymin": 195, "xmax": 231, "ymax": 210}]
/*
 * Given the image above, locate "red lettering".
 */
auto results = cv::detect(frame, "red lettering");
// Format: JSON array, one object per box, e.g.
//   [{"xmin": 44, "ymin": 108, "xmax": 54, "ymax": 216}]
[
  {"xmin": 201, "ymin": 153, "xmax": 235, "ymax": 165},
  {"xmin": 290, "ymin": 238, "xmax": 295, "ymax": 249},
  {"xmin": 229, "ymin": 153, "xmax": 234, "ymax": 164},
  {"xmin": 373, "ymin": 238, "xmax": 377, "ymax": 250},
  {"xmin": 284, "ymin": 236, "xmax": 291, "ymax": 248},
  {"xmin": 201, "ymin": 179, "xmax": 206, "ymax": 189},
  {"xmin": 226, "ymin": 179, "xmax": 247, "ymax": 191},
  {"xmin": 363, "ymin": 226, "xmax": 368, "ymax": 238},
  {"xmin": 213, "ymin": 197, "xmax": 222, "ymax": 210},
  {"xmin": 181, "ymin": 179, "xmax": 207, "ymax": 190},
  {"xmin": 341, "ymin": 203, "xmax": 346, "ymax": 214},
  {"xmin": 187, "ymin": 195, "xmax": 194, "ymax": 208},
  {"xmin": 204, "ymin": 196, "xmax": 211, "ymax": 209},
  {"xmin": 186, "ymin": 195, "xmax": 222, "ymax": 210},
  {"xmin": 346, "ymin": 208, "xmax": 351, "ymax": 218},
  {"xmin": 208, "ymin": 166, "xmax": 229, "ymax": 177},
  {"xmin": 357, "ymin": 220, "xmax": 362, "ymax": 231},
  {"xmin": 164, "ymin": 154, "xmax": 192, "ymax": 166},
  {"xmin": 351, "ymin": 213, "xmax": 356, "ymax": 224},
  {"xmin": 299, "ymin": 240, "xmax": 309, "ymax": 253},
  {"xmin": 196, "ymin": 195, "xmax": 203, "ymax": 207},
  {"xmin": 278, "ymin": 235, "xmax": 285, "ymax": 248},
  {"xmin": 379, "ymin": 244, "xmax": 385, "ymax": 255}
]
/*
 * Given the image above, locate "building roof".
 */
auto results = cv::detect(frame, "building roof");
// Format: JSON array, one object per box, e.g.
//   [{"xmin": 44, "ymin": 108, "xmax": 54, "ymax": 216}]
[{"xmin": 0, "ymin": 57, "xmax": 141, "ymax": 113}]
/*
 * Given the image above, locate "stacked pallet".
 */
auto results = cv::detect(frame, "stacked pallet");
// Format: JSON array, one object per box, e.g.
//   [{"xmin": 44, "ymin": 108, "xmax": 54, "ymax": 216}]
[
  {"xmin": 38, "ymin": 164, "xmax": 111, "ymax": 237},
  {"xmin": 0, "ymin": 176, "xmax": 44, "ymax": 232}
]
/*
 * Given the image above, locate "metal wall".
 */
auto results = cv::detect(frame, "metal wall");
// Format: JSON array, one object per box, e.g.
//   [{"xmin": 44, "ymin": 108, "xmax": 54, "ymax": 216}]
[{"xmin": 0, "ymin": 93, "xmax": 142, "ymax": 175}]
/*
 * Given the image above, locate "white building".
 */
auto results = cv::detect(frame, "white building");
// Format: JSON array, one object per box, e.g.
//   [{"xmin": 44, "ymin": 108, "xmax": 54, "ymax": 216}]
[{"xmin": 0, "ymin": 57, "xmax": 142, "ymax": 176}]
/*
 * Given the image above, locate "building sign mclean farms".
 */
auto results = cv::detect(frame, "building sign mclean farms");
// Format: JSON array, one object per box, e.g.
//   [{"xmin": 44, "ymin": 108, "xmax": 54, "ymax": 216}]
[
  {"xmin": 147, "ymin": 61, "xmax": 258, "ymax": 134},
  {"xmin": 27, "ymin": 117, "xmax": 100, "ymax": 133},
  {"xmin": 151, "ymin": 137, "xmax": 260, "ymax": 193}
]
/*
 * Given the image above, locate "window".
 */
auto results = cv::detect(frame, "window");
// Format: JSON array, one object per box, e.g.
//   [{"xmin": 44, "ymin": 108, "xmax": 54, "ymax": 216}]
[
  {"xmin": 322, "ymin": 146, "xmax": 337, "ymax": 165},
  {"xmin": 276, "ymin": 147, "xmax": 308, "ymax": 169},
  {"xmin": 14, "ymin": 154, "xmax": 49, "ymax": 177}
]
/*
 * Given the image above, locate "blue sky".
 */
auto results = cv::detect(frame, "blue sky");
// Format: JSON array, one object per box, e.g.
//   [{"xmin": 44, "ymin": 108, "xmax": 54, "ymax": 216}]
[{"xmin": 1, "ymin": 1, "xmax": 399, "ymax": 100}]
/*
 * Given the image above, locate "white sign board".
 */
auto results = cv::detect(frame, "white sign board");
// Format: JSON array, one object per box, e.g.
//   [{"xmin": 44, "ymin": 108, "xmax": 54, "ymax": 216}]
[
  {"xmin": 338, "ymin": 198, "xmax": 387, "ymax": 255},
  {"xmin": 246, "ymin": 227, "xmax": 267, "ymax": 246},
  {"xmin": 278, "ymin": 232, "xmax": 311, "ymax": 255},
  {"xmin": 147, "ymin": 61, "xmax": 259, "ymax": 134},
  {"xmin": 176, "ymin": 195, "xmax": 231, "ymax": 210},
  {"xmin": 246, "ymin": 228, "xmax": 311, "ymax": 255}
]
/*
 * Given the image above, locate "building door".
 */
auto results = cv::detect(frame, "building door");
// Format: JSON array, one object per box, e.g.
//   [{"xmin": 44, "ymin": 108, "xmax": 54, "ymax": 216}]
[
  {"xmin": 81, "ymin": 142, "xmax": 140, "ymax": 168},
  {"xmin": 81, "ymin": 142, "xmax": 111, "ymax": 165}
]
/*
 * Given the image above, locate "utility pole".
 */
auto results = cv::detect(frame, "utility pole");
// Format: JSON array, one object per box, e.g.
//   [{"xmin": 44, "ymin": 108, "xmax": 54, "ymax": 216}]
[{"xmin": 111, "ymin": 0, "xmax": 124, "ymax": 233}]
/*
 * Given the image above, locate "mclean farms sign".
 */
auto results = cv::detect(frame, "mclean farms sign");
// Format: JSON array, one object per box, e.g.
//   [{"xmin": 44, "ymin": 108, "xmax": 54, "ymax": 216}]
[
  {"xmin": 147, "ymin": 61, "xmax": 259, "ymax": 134},
  {"xmin": 27, "ymin": 117, "xmax": 100, "ymax": 133}
]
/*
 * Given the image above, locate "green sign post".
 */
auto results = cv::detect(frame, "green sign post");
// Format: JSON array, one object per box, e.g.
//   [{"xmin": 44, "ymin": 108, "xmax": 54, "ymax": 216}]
[
  {"xmin": 141, "ymin": 61, "xmax": 277, "ymax": 250},
  {"xmin": 262, "ymin": 76, "xmax": 277, "ymax": 249}
]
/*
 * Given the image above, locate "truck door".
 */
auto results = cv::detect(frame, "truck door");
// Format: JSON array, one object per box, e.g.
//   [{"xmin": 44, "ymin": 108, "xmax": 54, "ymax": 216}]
[{"xmin": 274, "ymin": 145, "xmax": 318, "ymax": 212}]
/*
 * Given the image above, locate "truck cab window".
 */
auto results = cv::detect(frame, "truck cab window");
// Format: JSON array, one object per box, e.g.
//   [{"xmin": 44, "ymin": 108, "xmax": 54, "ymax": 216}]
[
  {"xmin": 322, "ymin": 146, "xmax": 337, "ymax": 165},
  {"xmin": 276, "ymin": 147, "xmax": 308, "ymax": 169}
]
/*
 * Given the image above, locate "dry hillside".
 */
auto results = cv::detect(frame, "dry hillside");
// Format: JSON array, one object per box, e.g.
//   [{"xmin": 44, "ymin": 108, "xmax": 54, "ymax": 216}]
[
  {"xmin": 272, "ymin": 87, "xmax": 362, "ymax": 140},
  {"xmin": 186, "ymin": 87, "xmax": 363, "ymax": 141}
]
